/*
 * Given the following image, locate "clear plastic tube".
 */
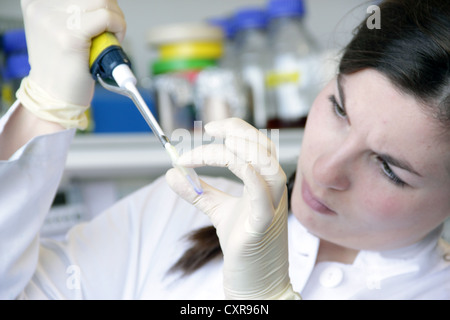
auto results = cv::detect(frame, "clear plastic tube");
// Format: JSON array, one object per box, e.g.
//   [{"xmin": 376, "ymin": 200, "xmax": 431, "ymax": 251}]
[{"xmin": 165, "ymin": 143, "xmax": 203, "ymax": 195}]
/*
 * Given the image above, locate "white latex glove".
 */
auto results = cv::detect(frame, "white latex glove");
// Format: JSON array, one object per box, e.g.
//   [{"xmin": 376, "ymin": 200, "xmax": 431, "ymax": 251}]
[
  {"xmin": 166, "ymin": 118, "xmax": 301, "ymax": 300},
  {"xmin": 17, "ymin": 0, "xmax": 126, "ymax": 129}
]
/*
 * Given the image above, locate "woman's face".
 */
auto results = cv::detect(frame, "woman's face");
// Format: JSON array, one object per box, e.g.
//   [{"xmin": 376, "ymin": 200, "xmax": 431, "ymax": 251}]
[{"xmin": 291, "ymin": 69, "xmax": 450, "ymax": 251}]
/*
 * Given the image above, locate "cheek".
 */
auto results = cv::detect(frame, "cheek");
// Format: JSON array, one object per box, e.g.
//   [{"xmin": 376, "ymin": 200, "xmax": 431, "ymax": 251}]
[
  {"xmin": 359, "ymin": 187, "xmax": 420, "ymax": 228},
  {"xmin": 298, "ymin": 95, "xmax": 331, "ymax": 167},
  {"xmin": 362, "ymin": 191, "xmax": 403, "ymax": 221}
]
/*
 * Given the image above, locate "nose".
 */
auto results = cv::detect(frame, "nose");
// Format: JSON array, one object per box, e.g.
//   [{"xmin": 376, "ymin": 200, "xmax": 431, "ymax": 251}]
[{"xmin": 312, "ymin": 146, "xmax": 352, "ymax": 191}]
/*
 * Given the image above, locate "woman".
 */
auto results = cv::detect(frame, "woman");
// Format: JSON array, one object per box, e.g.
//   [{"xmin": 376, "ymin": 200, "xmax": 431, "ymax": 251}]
[
  {"xmin": 0, "ymin": 0, "xmax": 449, "ymax": 299},
  {"xmin": 166, "ymin": 0, "xmax": 450, "ymax": 299}
]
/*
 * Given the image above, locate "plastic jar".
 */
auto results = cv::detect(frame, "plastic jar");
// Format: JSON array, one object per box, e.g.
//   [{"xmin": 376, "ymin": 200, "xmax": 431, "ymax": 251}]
[
  {"xmin": 147, "ymin": 23, "xmax": 224, "ymax": 132},
  {"xmin": 265, "ymin": 0, "xmax": 321, "ymax": 128},
  {"xmin": 232, "ymin": 8, "xmax": 269, "ymax": 128}
]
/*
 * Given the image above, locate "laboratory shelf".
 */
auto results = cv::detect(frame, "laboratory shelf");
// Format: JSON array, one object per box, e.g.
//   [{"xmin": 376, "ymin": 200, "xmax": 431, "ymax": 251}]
[{"xmin": 64, "ymin": 129, "xmax": 303, "ymax": 180}]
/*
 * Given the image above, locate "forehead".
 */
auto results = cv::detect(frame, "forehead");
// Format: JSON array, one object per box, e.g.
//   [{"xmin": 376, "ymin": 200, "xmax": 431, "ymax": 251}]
[{"xmin": 342, "ymin": 69, "xmax": 449, "ymax": 178}]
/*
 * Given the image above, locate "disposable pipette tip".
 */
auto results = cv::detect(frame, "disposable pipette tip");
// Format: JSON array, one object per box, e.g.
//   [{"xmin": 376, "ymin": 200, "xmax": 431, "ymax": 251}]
[
  {"xmin": 185, "ymin": 168, "xmax": 204, "ymax": 195},
  {"xmin": 98, "ymin": 48, "xmax": 204, "ymax": 195},
  {"xmin": 165, "ymin": 143, "xmax": 203, "ymax": 195}
]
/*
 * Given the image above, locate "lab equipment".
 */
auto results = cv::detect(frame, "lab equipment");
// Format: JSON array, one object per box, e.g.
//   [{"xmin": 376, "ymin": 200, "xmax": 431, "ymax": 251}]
[
  {"xmin": 208, "ymin": 17, "xmax": 238, "ymax": 71},
  {"xmin": 159, "ymin": 41, "xmax": 223, "ymax": 61},
  {"xmin": 194, "ymin": 67, "xmax": 248, "ymax": 123},
  {"xmin": 89, "ymin": 33, "xmax": 203, "ymax": 195},
  {"xmin": 232, "ymin": 8, "xmax": 269, "ymax": 128},
  {"xmin": 198, "ymin": 18, "xmax": 249, "ymax": 124},
  {"xmin": 147, "ymin": 23, "xmax": 223, "ymax": 133},
  {"xmin": 90, "ymin": 84, "xmax": 156, "ymax": 133},
  {"xmin": 2, "ymin": 28, "xmax": 27, "ymax": 55},
  {"xmin": 151, "ymin": 72, "xmax": 195, "ymax": 134},
  {"xmin": 265, "ymin": 0, "xmax": 321, "ymax": 128},
  {"xmin": 1, "ymin": 29, "xmax": 30, "ymax": 115}
]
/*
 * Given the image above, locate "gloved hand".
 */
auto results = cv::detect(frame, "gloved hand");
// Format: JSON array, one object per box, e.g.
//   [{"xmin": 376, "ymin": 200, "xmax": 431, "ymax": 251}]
[
  {"xmin": 166, "ymin": 118, "xmax": 301, "ymax": 300},
  {"xmin": 17, "ymin": 0, "xmax": 126, "ymax": 129}
]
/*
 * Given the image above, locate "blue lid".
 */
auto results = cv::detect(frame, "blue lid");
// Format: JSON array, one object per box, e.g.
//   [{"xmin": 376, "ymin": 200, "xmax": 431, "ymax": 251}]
[
  {"xmin": 2, "ymin": 29, "xmax": 27, "ymax": 54},
  {"xmin": 267, "ymin": 0, "xmax": 305, "ymax": 18},
  {"xmin": 233, "ymin": 8, "xmax": 267, "ymax": 31},
  {"xmin": 4, "ymin": 53, "xmax": 30, "ymax": 80},
  {"xmin": 208, "ymin": 17, "xmax": 236, "ymax": 39}
]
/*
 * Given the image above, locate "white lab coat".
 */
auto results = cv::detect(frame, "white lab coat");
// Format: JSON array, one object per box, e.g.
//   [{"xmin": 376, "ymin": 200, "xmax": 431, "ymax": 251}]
[{"xmin": 1, "ymin": 104, "xmax": 449, "ymax": 300}]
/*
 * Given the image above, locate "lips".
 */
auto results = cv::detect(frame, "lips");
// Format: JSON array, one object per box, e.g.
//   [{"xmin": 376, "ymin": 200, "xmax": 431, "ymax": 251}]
[{"xmin": 301, "ymin": 179, "xmax": 336, "ymax": 215}]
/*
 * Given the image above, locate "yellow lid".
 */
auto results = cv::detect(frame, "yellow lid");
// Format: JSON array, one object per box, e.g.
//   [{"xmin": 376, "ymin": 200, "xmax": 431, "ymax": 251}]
[
  {"xmin": 159, "ymin": 41, "xmax": 223, "ymax": 60},
  {"xmin": 147, "ymin": 23, "xmax": 223, "ymax": 46}
]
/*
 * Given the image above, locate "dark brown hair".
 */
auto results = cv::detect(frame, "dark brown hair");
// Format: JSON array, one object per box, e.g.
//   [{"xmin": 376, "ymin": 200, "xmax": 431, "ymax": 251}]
[
  {"xmin": 170, "ymin": 0, "xmax": 450, "ymax": 276},
  {"xmin": 339, "ymin": 0, "xmax": 450, "ymax": 126}
]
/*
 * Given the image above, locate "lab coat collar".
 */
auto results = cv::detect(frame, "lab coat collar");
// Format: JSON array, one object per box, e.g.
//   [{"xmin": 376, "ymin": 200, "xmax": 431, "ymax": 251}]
[
  {"xmin": 353, "ymin": 225, "xmax": 444, "ymax": 281},
  {"xmin": 288, "ymin": 214, "xmax": 320, "ymax": 293},
  {"xmin": 288, "ymin": 214, "xmax": 445, "ymax": 293}
]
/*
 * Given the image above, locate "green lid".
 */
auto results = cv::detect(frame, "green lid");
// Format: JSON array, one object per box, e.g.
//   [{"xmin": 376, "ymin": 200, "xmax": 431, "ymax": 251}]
[{"xmin": 151, "ymin": 58, "xmax": 217, "ymax": 74}]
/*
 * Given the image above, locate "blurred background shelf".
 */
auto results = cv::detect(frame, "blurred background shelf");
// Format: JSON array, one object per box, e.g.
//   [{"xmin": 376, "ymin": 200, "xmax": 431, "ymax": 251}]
[{"xmin": 65, "ymin": 128, "xmax": 303, "ymax": 181}]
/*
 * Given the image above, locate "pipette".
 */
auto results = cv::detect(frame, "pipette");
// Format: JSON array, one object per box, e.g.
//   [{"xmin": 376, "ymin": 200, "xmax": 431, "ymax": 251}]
[{"xmin": 89, "ymin": 33, "xmax": 203, "ymax": 195}]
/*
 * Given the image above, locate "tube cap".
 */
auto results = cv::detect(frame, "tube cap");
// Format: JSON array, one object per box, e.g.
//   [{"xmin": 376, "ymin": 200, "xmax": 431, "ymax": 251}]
[
  {"xmin": 4, "ymin": 53, "xmax": 30, "ymax": 80},
  {"xmin": 159, "ymin": 42, "xmax": 223, "ymax": 60},
  {"xmin": 267, "ymin": 0, "xmax": 305, "ymax": 18},
  {"xmin": 2, "ymin": 29, "xmax": 27, "ymax": 54},
  {"xmin": 208, "ymin": 17, "xmax": 237, "ymax": 39},
  {"xmin": 233, "ymin": 8, "xmax": 268, "ymax": 31},
  {"xmin": 151, "ymin": 58, "xmax": 216, "ymax": 75},
  {"xmin": 147, "ymin": 23, "xmax": 223, "ymax": 46}
]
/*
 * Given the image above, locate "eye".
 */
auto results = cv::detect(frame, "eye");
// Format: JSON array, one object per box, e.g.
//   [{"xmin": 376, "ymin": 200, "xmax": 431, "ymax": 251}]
[
  {"xmin": 328, "ymin": 95, "xmax": 347, "ymax": 118},
  {"xmin": 377, "ymin": 156, "xmax": 407, "ymax": 187}
]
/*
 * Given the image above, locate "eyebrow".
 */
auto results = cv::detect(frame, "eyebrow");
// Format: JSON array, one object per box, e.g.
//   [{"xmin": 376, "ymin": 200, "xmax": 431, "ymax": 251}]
[
  {"xmin": 379, "ymin": 154, "xmax": 422, "ymax": 177},
  {"xmin": 336, "ymin": 74, "xmax": 422, "ymax": 178}
]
